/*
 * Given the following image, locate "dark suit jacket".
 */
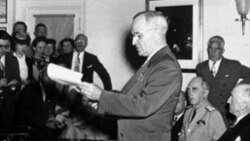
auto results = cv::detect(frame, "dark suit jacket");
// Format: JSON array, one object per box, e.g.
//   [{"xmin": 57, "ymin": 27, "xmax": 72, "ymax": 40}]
[
  {"xmin": 56, "ymin": 51, "xmax": 112, "ymax": 90},
  {"xmin": 196, "ymin": 57, "xmax": 250, "ymax": 114},
  {"xmin": 171, "ymin": 114, "xmax": 184, "ymax": 141},
  {"xmin": 218, "ymin": 114, "xmax": 250, "ymax": 141},
  {"xmin": 0, "ymin": 53, "xmax": 21, "ymax": 125},
  {"xmin": 98, "ymin": 47, "xmax": 182, "ymax": 141},
  {"xmin": 15, "ymin": 82, "xmax": 56, "ymax": 128},
  {"xmin": 25, "ymin": 56, "xmax": 34, "ymax": 82}
]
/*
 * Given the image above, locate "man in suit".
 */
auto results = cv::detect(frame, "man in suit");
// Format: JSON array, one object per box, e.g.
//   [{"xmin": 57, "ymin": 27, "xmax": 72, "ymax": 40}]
[
  {"xmin": 0, "ymin": 30, "xmax": 21, "ymax": 126},
  {"xmin": 57, "ymin": 34, "xmax": 112, "ymax": 91},
  {"xmin": 196, "ymin": 35, "xmax": 250, "ymax": 125},
  {"xmin": 218, "ymin": 84, "xmax": 250, "ymax": 141},
  {"xmin": 171, "ymin": 91, "xmax": 187, "ymax": 141},
  {"xmin": 179, "ymin": 77, "xmax": 226, "ymax": 141},
  {"xmin": 80, "ymin": 11, "xmax": 182, "ymax": 141}
]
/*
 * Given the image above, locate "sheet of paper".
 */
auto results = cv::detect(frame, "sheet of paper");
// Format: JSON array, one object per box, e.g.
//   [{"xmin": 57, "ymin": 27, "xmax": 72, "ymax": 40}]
[{"xmin": 47, "ymin": 63, "xmax": 83, "ymax": 86}]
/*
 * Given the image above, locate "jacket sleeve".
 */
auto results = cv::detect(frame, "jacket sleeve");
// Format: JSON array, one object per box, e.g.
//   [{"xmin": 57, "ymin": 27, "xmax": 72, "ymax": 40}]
[
  {"xmin": 93, "ymin": 56, "xmax": 112, "ymax": 90},
  {"xmin": 98, "ymin": 60, "xmax": 182, "ymax": 117}
]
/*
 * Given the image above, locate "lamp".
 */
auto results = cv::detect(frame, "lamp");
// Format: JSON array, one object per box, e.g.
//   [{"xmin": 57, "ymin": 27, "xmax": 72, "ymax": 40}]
[{"xmin": 235, "ymin": 0, "xmax": 250, "ymax": 35}]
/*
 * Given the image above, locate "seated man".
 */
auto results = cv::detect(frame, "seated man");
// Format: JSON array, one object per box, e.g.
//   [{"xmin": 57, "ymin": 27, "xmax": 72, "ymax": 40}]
[
  {"xmin": 171, "ymin": 91, "xmax": 187, "ymax": 141},
  {"xmin": 218, "ymin": 84, "xmax": 250, "ymax": 141},
  {"xmin": 179, "ymin": 77, "xmax": 226, "ymax": 141},
  {"xmin": 15, "ymin": 69, "xmax": 63, "ymax": 138}
]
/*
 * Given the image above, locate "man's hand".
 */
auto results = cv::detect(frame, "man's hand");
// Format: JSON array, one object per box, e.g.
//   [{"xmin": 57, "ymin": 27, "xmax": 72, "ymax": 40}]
[
  {"xmin": 8, "ymin": 79, "xmax": 18, "ymax": 86},
  {"xmin": 0, "ymin": 78, "xmax": 7, "ymax": 87},
  {"xmin": 80, "ymin": 82, "xmax": 102, "ymax": 101}
]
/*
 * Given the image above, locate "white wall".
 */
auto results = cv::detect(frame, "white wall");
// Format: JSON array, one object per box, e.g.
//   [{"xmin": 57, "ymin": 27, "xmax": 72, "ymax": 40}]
[{"xmin": 84, "ymin": 0, "xmax": 145, "ymax": 90}]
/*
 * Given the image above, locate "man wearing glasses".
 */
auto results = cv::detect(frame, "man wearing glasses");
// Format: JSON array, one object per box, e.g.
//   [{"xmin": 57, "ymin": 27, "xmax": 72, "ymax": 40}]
[
  {"xmin": 0, "ymin": 30, "xmax": 21, "ymax": 126},
  {"xmin": 80, "ymin": 11, "xmax": 182, "ymax": 141}
]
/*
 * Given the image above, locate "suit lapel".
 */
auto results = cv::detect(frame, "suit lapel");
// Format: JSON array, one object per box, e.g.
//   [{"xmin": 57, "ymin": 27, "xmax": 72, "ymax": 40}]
[
  {"xmin": 215, "ymin": 58, "xmax": 226, "ymax": 78},
  {"xmin": 121, "ymin": 65, "xmax": 149, "ymax": 93},
  {"xmin": 122, "ymin": 47, "xmax": 169, "ymax": 94}
]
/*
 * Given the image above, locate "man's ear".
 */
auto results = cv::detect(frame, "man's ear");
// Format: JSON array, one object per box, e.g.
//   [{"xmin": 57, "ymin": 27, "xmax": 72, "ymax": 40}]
[{"xmin": 203, "ymin": 89, "xmax": 209, "ymax": 98}]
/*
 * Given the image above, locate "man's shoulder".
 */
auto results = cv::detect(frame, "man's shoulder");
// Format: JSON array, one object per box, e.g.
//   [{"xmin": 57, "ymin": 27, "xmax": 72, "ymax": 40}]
[
  {"xmin": 5, "ymin": 52, "xmax": 17, "ymax": 60},
  {"xmin": 197, "ymin": 60, "xmax": 208, "ymax": 68},
  {"xmin": 222, "ymin": 57, "xmax": 241, "ymax": 66},
  {"xmin": 84, "ymin": 51, "xmax": 97, "ymax": 58}
]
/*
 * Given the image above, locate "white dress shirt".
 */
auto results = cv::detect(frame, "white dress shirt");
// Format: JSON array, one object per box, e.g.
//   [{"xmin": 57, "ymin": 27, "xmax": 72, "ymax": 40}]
[{"xmin": 71, "ymin": 51, "xmax": 85, "ymax": 72}]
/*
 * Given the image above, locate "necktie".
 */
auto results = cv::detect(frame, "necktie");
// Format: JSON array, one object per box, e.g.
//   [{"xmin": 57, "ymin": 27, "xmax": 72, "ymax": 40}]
[
  {"xmin": 74, "ymin": 53, "xmax": 80, "ymax": 72},
  {"xmin": 211, "ymin": 61, "xmax": 216, "ymax": 76},
  {"xmin": 191, "ymin": 110, "xmax": 196, "ymax": 122},
  {"xmin": 0, "ymin": 57, "xmax": 5, "ymax": 77}
]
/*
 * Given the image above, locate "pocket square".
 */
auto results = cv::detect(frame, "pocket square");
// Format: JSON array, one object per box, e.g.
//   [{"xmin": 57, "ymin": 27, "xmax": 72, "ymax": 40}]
[
  {"xmin": 225, "ymin": 74, "xmax": 230, "ymax": 77},
  {"xmin": 87, "ymin": 65, "xmax": 93, "ymax": 68}
]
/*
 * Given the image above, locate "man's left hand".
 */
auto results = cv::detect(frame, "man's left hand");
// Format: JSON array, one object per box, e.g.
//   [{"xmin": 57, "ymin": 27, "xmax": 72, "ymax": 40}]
[{"xmin": 80, "ymin": 82, "xmax": 102, "ymax": 101}]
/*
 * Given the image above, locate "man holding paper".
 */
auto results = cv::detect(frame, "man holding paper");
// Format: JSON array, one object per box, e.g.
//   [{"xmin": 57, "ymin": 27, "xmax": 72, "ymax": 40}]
[{"xmin": 80, "ymin": 11, "xmax": 182, "ymax": 141}]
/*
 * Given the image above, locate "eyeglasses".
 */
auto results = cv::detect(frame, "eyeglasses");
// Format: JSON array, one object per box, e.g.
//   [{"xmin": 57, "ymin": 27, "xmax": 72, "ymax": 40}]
[
  {"xmin": 75, "ymin": 40, "xmax": 87, "ymax": 43},
  {"xmin": 0, "ymin": 44, "xmax": 10, "ymax": 49},
  {"xmin": 131, "ymin": 28, "xmax": 156, "ymax": 40}
]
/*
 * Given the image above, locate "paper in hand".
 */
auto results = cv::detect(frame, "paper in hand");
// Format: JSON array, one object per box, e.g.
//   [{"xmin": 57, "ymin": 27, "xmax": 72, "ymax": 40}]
[{"xmin": 47, "ymin": 63, "xmax": 83, "ymax": 86}]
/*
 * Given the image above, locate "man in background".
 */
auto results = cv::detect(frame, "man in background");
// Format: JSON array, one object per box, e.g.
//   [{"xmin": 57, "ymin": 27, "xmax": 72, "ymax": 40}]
[
  {"xmin": 171, "ymin": 91, "xmax": 187, "ymax": 141},
  {"xmin": 196, "ymin": 35, "xmax": 250, "ymax": 126},
  {"xmin": 34, "ymin": 23, "xmax": 47, "ymax": 38},
  {"xmin": 56, "ymin": 33, "xmax": 112, "ymax": 91},
  {"xmin": 80, "ymin": 11, "xmax": 182, "ymax": 141}
]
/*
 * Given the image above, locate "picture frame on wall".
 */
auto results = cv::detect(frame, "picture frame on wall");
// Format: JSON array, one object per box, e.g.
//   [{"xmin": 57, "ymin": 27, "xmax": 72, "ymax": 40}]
[
  {"xmin": 146, "ymin": 0, "xmax": 203, "ymax": 72},
  {"xmin": 0, "ymin": 0, "xmax": 7, "ymax": 23}
]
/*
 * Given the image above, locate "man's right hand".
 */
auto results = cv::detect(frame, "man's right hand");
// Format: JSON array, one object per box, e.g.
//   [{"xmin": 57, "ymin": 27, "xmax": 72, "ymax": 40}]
[{"xmin": 0, "ymin": 78, "xmax": 7, "ymax": 87}]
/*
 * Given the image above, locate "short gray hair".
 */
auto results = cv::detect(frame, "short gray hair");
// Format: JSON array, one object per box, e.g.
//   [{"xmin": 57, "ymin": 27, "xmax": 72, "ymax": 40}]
[
  {"xmin": 207, "ymin": 35, "xmax": 225, "ymax": 50},
  {"xmin": 133, "ymin": 11, "xmax": 168, "ymax": 33}
]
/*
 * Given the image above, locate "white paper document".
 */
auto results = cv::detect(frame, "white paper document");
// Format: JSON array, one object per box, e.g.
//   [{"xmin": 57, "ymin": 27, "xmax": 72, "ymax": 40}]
[{"xmin": 47, "ymin": 63, "xmax": 83, "ymax": 86}]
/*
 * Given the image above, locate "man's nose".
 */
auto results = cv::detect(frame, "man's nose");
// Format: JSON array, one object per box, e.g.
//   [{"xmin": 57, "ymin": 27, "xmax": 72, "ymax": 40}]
[
  {"xmin": 227, "ymin": 96, "xmax": 232, "ymax": 104},
  {"xmin": 132, "ymin": 37, "xmax": 137, "ymax": 46}
]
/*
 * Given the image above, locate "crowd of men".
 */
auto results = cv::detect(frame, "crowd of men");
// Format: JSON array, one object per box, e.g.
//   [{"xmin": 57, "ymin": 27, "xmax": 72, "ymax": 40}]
[{"xmin": 0, "ymin": 10, "xmax": 250, "ymax": 141}]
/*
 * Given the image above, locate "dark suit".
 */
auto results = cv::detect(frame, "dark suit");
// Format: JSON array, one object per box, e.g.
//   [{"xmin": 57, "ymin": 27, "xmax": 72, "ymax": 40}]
[
  {"xmin": 97, "ymin": 47, "xmax": 182, "ymax": 141},
  {"xmin": 218, "ymin": 114, "xmax": 250, "ymax": 141},
  {"xmin": 57, "ymin": 51, "xmax": 112, "ymax": 90},
  {"xmin": 196, "ymin": 57, "xmax": 250, "ymax": 114},
  {"xmin": 0, "ymin": 53, "xmax": 21, "ymax": 125},
  {"xmin": 25, "ymin": 56, "xmax": 35, "ymax": 82},
  {"xmin": 15, "ymin": 82, "xmax": 57, "ymax": 137},
  {"xmin": 171, "ymin": 114, "xmax": 184, "ymax": 141}
]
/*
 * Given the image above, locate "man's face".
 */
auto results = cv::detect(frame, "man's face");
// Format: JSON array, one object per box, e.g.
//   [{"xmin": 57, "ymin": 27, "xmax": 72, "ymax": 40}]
[
  {"xmin": 35, "ymin": 26, "xmax": 47, "ymax": 37},
  {"xmin": 228, "ymin": 88, "xmax": 243, "ymax": 117},
  {"xmin": 34, "ymin": 41, "xmax": 46, "ymax": 58},
  {"xmin": 131, "ymin": 16, "xmax": 154, "ymax": 57},
  {"xmin": 175, "ymin": 92, "xmax": 187, "ymax": 115},
  {"xmin": 187, "ymin": 78, "xmax": 206, "ymax": 107},
  {"xmin": 62, "ymin": 41, "xmax": 73, "ymax": 54},
  {"xmin": 14, "ymin": 24, "xmax": 26, "ymax": 33},
  {"xmin": 207, "ymin": 42, "xmax": 224, "ymax": 61},
  {"xmin": 45, "ymin": 43, "xmax": 54, "ymax": 57},
  {"xmin": 0, "ymin": 39, "xmax": 11, "ymax": 57},
  {"xmin": 15, "ymin": 43, "xmax": 27, "ymax": 54},
  {"xmin": 75, "ymin": 35, "xmax": 87, "ymax": 52}
]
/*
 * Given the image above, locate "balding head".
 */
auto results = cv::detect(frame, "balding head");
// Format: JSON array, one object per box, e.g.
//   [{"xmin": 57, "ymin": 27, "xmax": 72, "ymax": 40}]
[
  {"xmin": 187, "ymin": 77, "xmax": 209, "ymax": 108},
  {"xmin": 228, "ymin": 84, "xmax": 250, "ymax": 117}
]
